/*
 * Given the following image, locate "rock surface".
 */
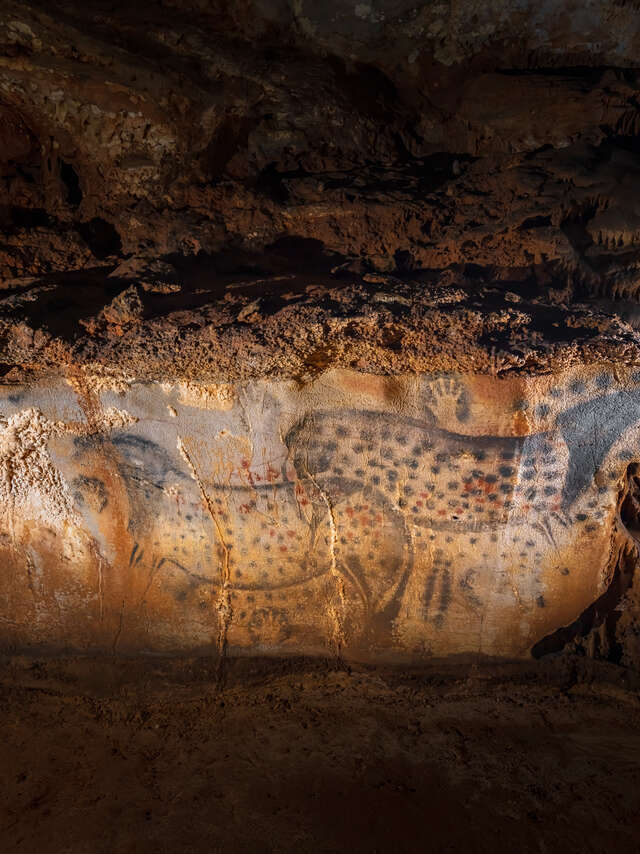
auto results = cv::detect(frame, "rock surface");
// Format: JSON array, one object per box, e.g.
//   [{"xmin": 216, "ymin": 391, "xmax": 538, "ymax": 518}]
[
  {"xmin": 1, "ymin": 359, "xmax": 640, "ymax": 664},
  {"xmin": 3, "ymin": 0, "xmax": 640, "ymax": 297},
  {"xmin": 2, "ymin": 1, "xmax": 640, "ymax": 666}
]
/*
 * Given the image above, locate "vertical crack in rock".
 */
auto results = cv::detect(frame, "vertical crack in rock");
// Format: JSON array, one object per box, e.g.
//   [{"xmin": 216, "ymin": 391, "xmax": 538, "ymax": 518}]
[
  {"xmin": 112, "ymin": 599, "xmax": 125, "ymax": 654},
  {"xmin": 177, "ymin": 436, "xmax": 233, "ymax": 675},
  {"xmin": 304, "ymin": 466, "xmax": 347, "ymax": 659}
]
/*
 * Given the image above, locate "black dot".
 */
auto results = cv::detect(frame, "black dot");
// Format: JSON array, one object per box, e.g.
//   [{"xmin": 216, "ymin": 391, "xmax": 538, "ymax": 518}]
[{"xmin": 595, "ymin": 374, "xmax": 612, "ymax": 389}]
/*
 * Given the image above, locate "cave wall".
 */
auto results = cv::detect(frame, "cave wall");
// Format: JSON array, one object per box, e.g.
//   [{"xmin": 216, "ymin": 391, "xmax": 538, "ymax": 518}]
[
  {"xmin": 2, "ymin": 1, "xmax": 640, "ymax": 664},
  {"xmin": 1, "ymin": 364, "xmax": 638, "ymax": 662}
]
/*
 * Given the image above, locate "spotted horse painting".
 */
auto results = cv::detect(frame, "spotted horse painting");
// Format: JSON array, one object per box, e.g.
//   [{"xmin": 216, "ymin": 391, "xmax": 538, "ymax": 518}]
[{"xmin": 0, "ymin": 366, "xmax": 638, "ymax": 663}]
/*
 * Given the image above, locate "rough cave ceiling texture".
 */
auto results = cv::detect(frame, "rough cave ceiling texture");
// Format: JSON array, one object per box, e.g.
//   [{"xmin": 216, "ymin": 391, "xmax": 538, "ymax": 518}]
[
  {"xmin": 2, "ymin": 1, "xmax": 640, "ymax": 664},
  {"xmin": 4, "ymin": 0, "xmax": 640, "ymax": 293}
]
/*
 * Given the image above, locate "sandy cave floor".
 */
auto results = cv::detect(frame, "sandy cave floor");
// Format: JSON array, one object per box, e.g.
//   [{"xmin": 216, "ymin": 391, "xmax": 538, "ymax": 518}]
[{"xmin": 1, "ymin": 654, "xmax": 640, "ymax": 853}]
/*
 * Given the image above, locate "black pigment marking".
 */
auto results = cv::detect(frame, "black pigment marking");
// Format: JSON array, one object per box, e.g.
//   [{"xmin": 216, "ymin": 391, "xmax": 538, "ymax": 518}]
[
  {"xmin": 422, "ymin": 568, "xmax": 440, "ymax": 615},
  {"xmin": 532, "ymin": 463, "xmax": 639, "ymax": 661},
  {"xmin": 558, "ymin": 388, "xmax": 640, "ymax": 508},
  {"xmin": 72, "ymin": 475, "xmax": 108, "ymax": 513},
  {"xmin": 438, "ymin": 569, "xmax": 452, "ymax": 615},
  {"xmin": 112, "ymin": 434, "xmax": 189, "ymax": 485}
]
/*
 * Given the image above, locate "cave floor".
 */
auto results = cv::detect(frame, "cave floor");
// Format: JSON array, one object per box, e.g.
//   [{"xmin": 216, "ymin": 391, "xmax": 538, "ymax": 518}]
[{"xmin": 1, "ymin": 655, "xmax": 639, "ymax": 853}]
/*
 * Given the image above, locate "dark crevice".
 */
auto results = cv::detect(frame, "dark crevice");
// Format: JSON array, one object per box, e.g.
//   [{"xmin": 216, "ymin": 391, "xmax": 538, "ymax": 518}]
[
  {"xmin": 252, "ymin": 152, "xmax": 475, "ymax": 208},
  {"xmin": 203, "ymin": 114, "xmax": 259, "ymax": 181},
  {"xmin": 77, "ymin": 217, "xmax": 122, "ymax": 259},
  {"xmin": 8, "ymin": 266, "xmax": 123, "ymax": 340},
  {"xmin": 59, "ymin": 160, "xmax": 83, "ymax": 207},
  {"xmin": 254, "ymin": 162, "xmax": 293, "ymax": 204},
  {"xmin": 328, "ymin": 56, "xmax": 404, "ymax": 126},
  {"xmin": 518, "ymin": 215, "xmax": 552, "ymax": 230},
  {"xmin": 496, "ymin": 66, "xmax": 632, "ymax": 82},
  {"xmin": 0, "ymin": 206, "xmax": 50, "ymax": 231},
  {"xmin": 560, "ymin": 201, "xmax": 599, "ymax": 255}
]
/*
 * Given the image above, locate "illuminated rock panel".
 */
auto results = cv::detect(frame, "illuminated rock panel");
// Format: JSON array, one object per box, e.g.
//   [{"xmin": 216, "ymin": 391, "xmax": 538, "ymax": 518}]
[{"xmin": 0, "ymin": 366, "xmax": 635, "ymax": 661}]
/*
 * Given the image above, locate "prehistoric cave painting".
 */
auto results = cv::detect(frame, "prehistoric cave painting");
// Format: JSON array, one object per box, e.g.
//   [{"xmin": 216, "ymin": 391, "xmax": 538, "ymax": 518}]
[
  {"xmin": 284, "ymin": 410, "xmax": 414, "ymax": 651},
  {"xmin": 7, "ymin": 368, "xmax": 640, "ymax": 658},
  {"xmin": 69, "ymin": 370, "xmax": 640, "ymax": 656},
  {"xmin": 271, "ymin": 370, "xmax": 640, "ymax": 656},
  {"xmin": 70, "ymin": 430, "xmax": 221, "ymax": 641},
  {"xmin": 283, "ymin": 406, "xmax": 544, "ymax": 654},
  {"xmin": 423, "ymin": 376, "xmax": 470, "ymax": 423}
]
